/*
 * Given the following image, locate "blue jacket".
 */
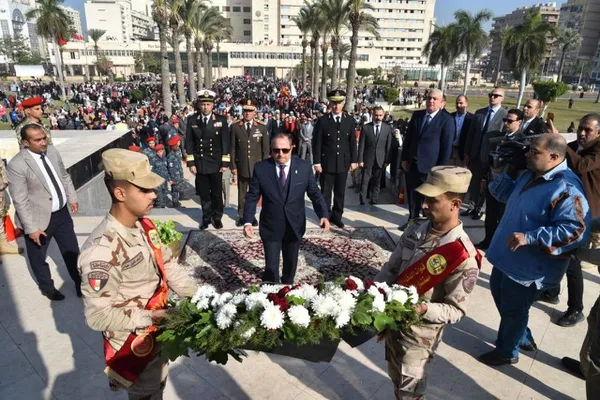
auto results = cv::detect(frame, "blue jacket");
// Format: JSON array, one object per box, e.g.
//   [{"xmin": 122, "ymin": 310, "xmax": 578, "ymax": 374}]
[
  {"xmin": 244, "ymin": 157, "xmax": 328, "ymax": 241},
  {"xmin": 487, "ymin": 160, "xmax": 590, "ymax": 289}
]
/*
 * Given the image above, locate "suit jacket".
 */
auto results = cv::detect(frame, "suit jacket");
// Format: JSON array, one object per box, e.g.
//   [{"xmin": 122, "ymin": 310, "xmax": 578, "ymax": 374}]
[
  {"xmin": 565, "ymin": 138, "xmax": 600, "ymax": 217},
  {"xmin": 450, "ymin": 111, "xmax": 474, "ymax": 161},
  {"xmin": 185, "ymin": 112, "xmax": 230, "ymax": 174},
  {"xmin": 401, "ymin": 109, "xmax": 454, "ymax": 174},
  {"xmin": 358, "ymin": 121, "xmax": 392, "ymax": 168},
  {"xmin": 244, "ymin": 157, "xmax": 328, "ymax": 241},
  {"xmin": 313, "ymin": 113, "xmax": 357, "ymax": 173},
  {"xmin": 7, "ymin": 145, "xmax": 77, "ymax": 234},
  {"xmin": 464, "ymin": 106, "xmax": 508, "ymax": 162},
  {"xmin": 519, "ymin": 117, "xmax": 546, "ymax": 136}
]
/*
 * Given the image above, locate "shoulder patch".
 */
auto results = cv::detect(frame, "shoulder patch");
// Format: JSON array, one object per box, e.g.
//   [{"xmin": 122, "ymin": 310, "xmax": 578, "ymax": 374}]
[
  {"xmin": 89, "ymin": 260, "xmax": 112, "ymax": 272},
  {"xmin": 122, "ymin": 252, "xmax": 144, "ymax": 271},
  {"xmin": 462, "ymin": 268, "xmax": 479, "ymax": 294},
  {"xmin": 88, "ymin": 271, "xmax": 109, "ymax": 292}
]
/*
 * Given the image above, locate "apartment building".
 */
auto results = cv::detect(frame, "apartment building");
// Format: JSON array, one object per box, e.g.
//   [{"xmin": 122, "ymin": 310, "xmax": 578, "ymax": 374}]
[{"xmin": 60, "ymin": 5, "xmax": 83, "ymax": 35}]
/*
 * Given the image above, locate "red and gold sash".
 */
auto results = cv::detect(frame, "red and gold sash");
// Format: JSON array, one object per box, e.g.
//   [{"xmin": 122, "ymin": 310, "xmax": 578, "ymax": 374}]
[
  {"xmin": 396, "ymin": 239, "xmax": 482, "ymax": 296},
  {"xmin": 103, "ymin": 218, "xmax": 169, "ymax": 389}
]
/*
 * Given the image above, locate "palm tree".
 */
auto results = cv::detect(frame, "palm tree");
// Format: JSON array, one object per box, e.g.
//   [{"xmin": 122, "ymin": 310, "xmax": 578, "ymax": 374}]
[
  {"xmin": 87, "ymin": 28, "xmax": 105, "ymax": 79},
  {"xmin": 167, "ymin": 0, "xmax": 186, "ymax": 107},
  {"xmin": 191, "ymin": 6, "xmax": 219, "ymax": 91},
  {"xmin": 25, "ymin": 0, "xmax": 72, "ymax": 97},
  {"xmin": 337, "ymin": 42, "xmax": 351, "ymax": 81},
  {"xmin": 556, "ymin": 27, "xmax": 581, "ymax": 82},
  {"xmin": 214, "ymin": 19, "xmax": 233, "ymax": 79},
  {"xmin": 504, "ymin": 11, "xmax": 557, "ymax": 108},
  {"xmin": 491, "ymin": 25, "xmax": 510, "ymax": 86},
  {"xmin": 305, "ymin": 3, "xmax": 321, "ymax": 97},
  {"xmin": 344, "ymin": 0, "xmax": 379, "ymax": 112},
  {"xmin": 152, "ymin": 0, "xmax": 173, "ymax": 115},
  {"xmin": 318, "ymin": 0, "xmax": 347, "ymax": 89},
  {"xmin": 180, "ymin": 0, "xmax": 206, "ymax": 102},
  {"xmin": 453, "ymin": 9, "xmax": 493, "ymax": 95},
  {"xmin": 292, "ymin": 7, "xmax": 311, "ymax": 92},
  {"xmin": 194, "ymin": 8, "xmax": 227, "ymax": 87},
  {"xmin": 422, "ymin": 24, "xmax": 458, "ymax": 93}
]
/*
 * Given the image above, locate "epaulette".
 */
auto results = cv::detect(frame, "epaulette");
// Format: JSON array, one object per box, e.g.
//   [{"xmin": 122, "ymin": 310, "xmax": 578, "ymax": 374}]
[
  {"xmin": 255, "ymin": 119, "xmax": 266, "ymax": 125},
  {"xmin": 232, "ymin": 119, "xmax": 241, "ymax": 125},
  {"xmin": 97, "ymin": 228, "xmax": 118, "ymax": 248}
]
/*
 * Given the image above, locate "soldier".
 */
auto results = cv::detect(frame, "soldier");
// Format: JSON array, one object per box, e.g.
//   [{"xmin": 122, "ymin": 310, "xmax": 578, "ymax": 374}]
[
  {"xmin": 151, "ymin": 144, "xmax": 170, "ymax": 208},
  {"xmin": 0, "ymin": 159, "xmax": 23, "ymax": 259},
  {"xmin": 185, "ymin": 90, "xmax": 230, "ymax": 230},
  {"xmin": 167, "ymin": 136, "xmax": 185, "ymax": 208},
  {"xmin": 375, "ymin": 166, "xmax": 481, "ymax": 400},
  {"xmin": 312, "ymin": 89, "xmax": 358, "ymax": 228},
  {"xmin": 14, "ymin": 97, "xmax": 53, "ymax": 149},
  {"xmin": 78, "ymin": 148, "xmax": 197, "ymax": 399},
  {"xmin": 142, "ymin": 137, "xmax": 157, "ymax": 165},
  {"xmin": 230, "ymin": 98, "xmax": 270, "ymax": 226}
]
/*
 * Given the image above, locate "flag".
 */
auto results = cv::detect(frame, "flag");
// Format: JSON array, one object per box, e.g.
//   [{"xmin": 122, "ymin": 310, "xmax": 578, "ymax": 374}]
[
  {"xmin": 281, "ymin": 85, "xmax": 290, "ymax": 98},
  {"xmin": 290, "ymin": 83, "xmax": 297, "ymax": 98}
]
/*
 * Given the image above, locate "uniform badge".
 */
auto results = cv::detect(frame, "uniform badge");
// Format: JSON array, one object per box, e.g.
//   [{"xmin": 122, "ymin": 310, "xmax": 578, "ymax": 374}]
[
  {"xmin": 131, "ymin": 333, "xmax": 154, "ymax": 357},
  {"xmin": 88, "ymin": 271, "xmax": 109, "ymax": 292},
  {"xmin": 426, "ymin": 254, "xmax": 447, "ymax": 276},
  {"xmin": 214, "ymin": 122, "xmax": 222, "ymax": 127},
  {"xmin": 148, "ymin": 229, "xmax": 162, "ymax": 249}
]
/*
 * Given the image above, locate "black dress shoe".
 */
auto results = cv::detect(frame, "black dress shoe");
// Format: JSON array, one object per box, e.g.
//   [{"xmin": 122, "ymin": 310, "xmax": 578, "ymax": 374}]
[
  {"xmin": 476, "ymin": 240, "xmax": 491, "ymax": 250},
  {"xmin": 561, "ymin": 357, "xmax": 585, "ymax": 379},
  {"xmin": 461, "ymin": 208, "xmax": 475, "ymax": 217},
  {"xmin": 212, "ymin": 219, "xmax": 223, "ymax": 229},
  {"xmin": 199, "ymin": 221, "xmax": 211, "ymax": 230},
  {"xmin": 537, "ymin": 292, "xmax": 560, "ymax": 305},
  {"xmin": 478, "ymin": 351, "xmax": 518, "ymax": 366},
  {"xmin": 398, "ymin": 221, "xmax": 410, "ymax": 231},
  {"xmin": 252, "ymin": 218, "xmax": 258, "ymax": 227},
  {"xmin": 557, "ymin": 310, "xmax": 585, "ymax": 327},
  {"xmin": 42, "ymin": 289, "xmax": 65, "ymax": 301},
  {"xmin": 332, "ymin": 219, "xmax": 345, "ymax": 229},
  {"xmin": 360, "ymin": 200, "xmax": 365, "ymax": 205},
  {"xmin": 369, "ymin": 200, "xmax": 378, "ymax": 205},
  {"xmin": 472, "ymin": 209, "xmax": 484, "ymax": 220},
  {"xmin": 235, "ymin": 218, "xmax": 244, "ymax": 227},
  {"xmin": 519, "ymin": 341, "xmax": 537, "ymax": 352}
]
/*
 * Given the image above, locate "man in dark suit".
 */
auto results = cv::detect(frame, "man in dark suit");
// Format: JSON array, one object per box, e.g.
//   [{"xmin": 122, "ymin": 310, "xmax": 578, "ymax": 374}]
[
  {"xmin": 450, "ymin": 95, "xmax": 474, "ymax": 165},
  {"xmin": 358, "ymin": 105, "xmax": 392, "ymax": 205},
  {"xmin": 463, "ymin": 88, "xmax": 508, "ymax": 219},
  {"xmin": 520, "ymin": 99, "xmax": 546, "ymax": 136},
  {"xmin": 400, "ymin": 89, "xmax": 454, "ymax": 226},
  {"xmin": 7, "ymin": 123, "xmax": 81, "ymax": 300},
  {"xmin": 243, "ymin": 133, "xmax": 330, "ymax": 284},
  {"xmin": 185, "ymin": 90, "xmax": 230, "ymax": 230},
  {"xmin": 313, "ymin": 89, "xmax": 358, "ymax": 228}
]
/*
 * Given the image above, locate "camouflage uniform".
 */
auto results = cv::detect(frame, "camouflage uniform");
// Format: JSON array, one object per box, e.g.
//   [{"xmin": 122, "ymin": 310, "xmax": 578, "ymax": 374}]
[
  {"xmin": 376, "ymin": 219, "xmax": 479, "ymax": 400},
  {"xmin": 142, "ymin": 147, "xmax": 157, "ymax": 166},
  {"xmin": 78, "ymin": 213, "xmax": 197, "ymax": 399},
  {"xmin": 167, "ymin": 148, "xmax": 184, "ymax": 204},
  {"xmin": 15, "ymin": 119, "xmax": 53, "ymax": 149},
  {"xmin": 151, "ymin": 155, "xmax": 170, "ymax": 207}
]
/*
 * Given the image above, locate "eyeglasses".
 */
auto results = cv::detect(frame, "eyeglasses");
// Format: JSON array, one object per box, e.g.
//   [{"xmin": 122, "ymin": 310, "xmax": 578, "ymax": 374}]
[
  {"xmin": 488, "ymin": 94, "xmax": 503, "ymax": 98},
  {"xmin": 502, "ymin": 118, "xmax": 517, "ymax": 124},
  {"xmin": 272, "ymin": 148, "xmax": 291, "ymax": 154}
]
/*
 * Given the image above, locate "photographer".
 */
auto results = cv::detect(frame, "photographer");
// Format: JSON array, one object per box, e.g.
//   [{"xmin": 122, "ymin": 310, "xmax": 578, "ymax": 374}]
[{"xmin": 478, "ymin": 134, "xmax": 591, "ymax": 367}]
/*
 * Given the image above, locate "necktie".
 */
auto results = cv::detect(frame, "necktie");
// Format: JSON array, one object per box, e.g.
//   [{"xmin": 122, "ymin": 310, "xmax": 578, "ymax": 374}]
[
  {"xmin": 375, "ymin": 124, "xmax": 380, "ymax": 137},
  {"xmin": 522, "ymin": 121, "xmax": 529, "ymax": 132},
  {"xmin": 40, "ymin": 153, "xmax": 65, "ymax": 209},
  {"xmin": 279, "ymin": 164, "xmax": 287, "ymax": 187},
  {"xmin": 421, "ymin": 114, "xmax": 431, "ymax": 134},
  {"xmin": 483, "ymin": 109, "xmax": 493, "ymax": 133},
  {"xmin": 246, "ymin": 123, "xmax": 251, "ymax": 135}
]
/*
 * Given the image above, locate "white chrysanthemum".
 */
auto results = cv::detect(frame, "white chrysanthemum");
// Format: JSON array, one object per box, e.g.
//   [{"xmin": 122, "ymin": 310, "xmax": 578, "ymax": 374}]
[
  {"xmin": 231, "ymin": 293, "xmax": 247, "ymax": 305},
  {"xmin": 330, "ymin": 288, "xmax": 357, "ymax": 313},
  {"xmin": 260, "ymin": 284, "xmax": 284, "ymax": 294},
  {"xmin": 374, "ymin": 281, "xmax": 391, "ymax": 297},
  {"xmin": 372, "ymin": 293, "xmax": 386, "ymax": 313},
  {"xmin": 241, "ymin": 327, "xmax": 256, "ymax": 340},
  {"xmin": 195, "ymin": 296, "xmax": 211, "ymax": 311},
  {"xmin": 349, "ymin": 275, "xmax": 365, "ymax": 292},
  {"xmin": 215, "ymin": 303, "xmax": 237, "ymax": 329},
  {"xmin": 390, "ymin": 289, "xmax": 409, "ymax": 305},
  {"xmin": 190, "ymin": 285, "xmax": 217, "ymax": 304},
  {"xmin": 287, "ymin": 305, "xmax": 311, "ymax": 328},
  {"xmin": 211, "ymin": 292, "xmax": 233, "ymax": 309},
  {"xmin": 245, "ymin": 292, "xmax": 270, "ymax": 310},
  {"xmin": 367, "ymin": 285, "xmax": 381, "ymax": 298},
  {"xmin": 260, "ymin": 304, "xmax": 285, "ymax": 330},
  {"xmin": 287, "ymin": 284, "xmax": 318, "ymax": 302},
  {"xmin": 311, "ymin": 294, "xmax": 341, "ymax": 318},
  {"xmin": 335, "ymin": 311, "xmax": 351, "ymax": 328},
  {"xmin": 408, "ymin": 286, "xmax": 419, "ymax": 304}
]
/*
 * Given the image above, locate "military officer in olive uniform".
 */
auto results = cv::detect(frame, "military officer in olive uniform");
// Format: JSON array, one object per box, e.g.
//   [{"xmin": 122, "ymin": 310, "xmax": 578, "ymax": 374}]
[
  {"xmin": 230, "ymin": 99, "xmax": 270, "ymax": 226},
  {"xmin": 78, "ymin": 148, "xmax": 197, "ymax": 399},
  {"xmin": 14, "ymin": 97, "xmax": 53, "ymax": 149},
  {"xmin": 185, "ymin": 90, "xmax": 230, "ymax": 230},
  {"xmin": 312, "ymin": 89, "xmax": 357, "ymax": 228},
  {"xmin": 375, "ymin": 166, "xmax": 481, "ymax": 400}
]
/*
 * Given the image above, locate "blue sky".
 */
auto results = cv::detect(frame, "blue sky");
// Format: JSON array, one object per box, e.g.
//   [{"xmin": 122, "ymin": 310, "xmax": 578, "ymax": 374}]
[{"xmin": 64, "ymin": 0, "xmax": 566, "ymax": 38}]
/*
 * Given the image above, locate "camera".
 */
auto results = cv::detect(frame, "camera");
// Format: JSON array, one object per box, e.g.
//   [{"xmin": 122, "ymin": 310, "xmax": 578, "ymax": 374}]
[{"xmin": 489, "ymin": 140, "xmax": 530, "ymax": 170}]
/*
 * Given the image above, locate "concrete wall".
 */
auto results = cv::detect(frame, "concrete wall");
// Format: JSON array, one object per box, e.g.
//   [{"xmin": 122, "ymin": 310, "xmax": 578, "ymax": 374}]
[{"xmin": 74, "ymin": 171, "xmax": 112, "ymax": 216}]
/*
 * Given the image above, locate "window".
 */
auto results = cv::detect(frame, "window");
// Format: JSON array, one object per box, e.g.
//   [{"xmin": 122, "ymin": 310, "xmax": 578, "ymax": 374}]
[
  {"xmin": 244, "ymin": 30, "xmax": 251, "ymax": 36},
  {"xmin": 70, "ymin": 52, "xmax": 76, "ymax": 59},
  {"xmin": 223, "ymin": 6, "xmax": 230, "ymax": 11},
  {"xmin": 232, "ymin": 6, "xmax": 241, "ymax": 12},
  {"xmin": 243, "ymin": 6, "xmax": 251, "ymax": 12},
  {"xmin": 244, "ymin": 19, "xmax": 251, "ymax": 24}
]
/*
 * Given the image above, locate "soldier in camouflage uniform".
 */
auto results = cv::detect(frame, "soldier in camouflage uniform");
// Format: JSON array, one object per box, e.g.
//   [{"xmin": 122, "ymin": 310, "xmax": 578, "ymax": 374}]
[
  {"xmin": 142, "ymin": 137, "xmax": 158, "ymax": 165},
  {"xmin": 167, "ymin": 136, "xmax": 185, "ymax": 208},
  {"xmin": 376, "ymin": 166, "xmax": 480, "ymax": 400},
  {"xmin": 150, "ymin": 144, "xmax": 170, "ymax": 208},
  {"xmin": 78, "ymin": 148, "xmax": 197, "ymax": 400},
  {"xmin": 14, "ymin": 97, "xmax": 53, "ymax": 149},
  {"xmin": 0, "ymin": 159, "xmax": 24, "ymax": 259}
]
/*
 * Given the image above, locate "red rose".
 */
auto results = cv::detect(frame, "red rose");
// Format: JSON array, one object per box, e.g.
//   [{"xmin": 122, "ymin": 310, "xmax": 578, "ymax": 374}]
[
  {"xmin": 378, "ymin": 288, "xmax": 386, "ymax": 296},
  {"xmin": 278, "ymin": 286, "xmax": 292, "ymax": 297},
  {"xmin": 364, "ymin": 280, "xmax": 375, "ymax": 289},
  {"xmin": 344, "ymin": 278, "xmax": 358, "ymax": 291},
  {"xmin": 277, "ymin": 297, "xmax": 290, "ymax": 312},
  {"xmin": 267, "ymin": 293, "xmax": 278, "ymax": 302}
]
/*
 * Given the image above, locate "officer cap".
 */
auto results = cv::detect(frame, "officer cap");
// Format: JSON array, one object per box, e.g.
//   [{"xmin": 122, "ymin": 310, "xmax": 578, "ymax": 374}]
[
  {"xmin": 241, "ymin": 99, "xmax": 257, "ymax": 111},
  {"xmin": 21, "ymin": 97, "xmax": 43, "ymax": 108},
  {"xmin": 102, "ymin": 148, "xmax": 164, "ymax": 189},
  {"xmin": 196, "ymin": 90, "xmax": 216, "ymax": 103},
  {"xmin": 155, "ymin": 144, "xmax": 165, "ymax": 151},
  {"xmin": 327, "ymin": 89, "xmax": 346, "ymax": 103},
  {"xmin": 416, "ymin": 166, "xmax": 472, "ymax": 197},
  {"xmin": 167, "ymin": 135, "xmax": 181, "ymax": 146}
]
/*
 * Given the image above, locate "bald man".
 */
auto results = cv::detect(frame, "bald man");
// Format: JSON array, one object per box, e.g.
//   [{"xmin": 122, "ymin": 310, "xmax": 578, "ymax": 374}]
[{"xmin": 520, "ymin": 99, "xmax": 546, "ymax": 136}]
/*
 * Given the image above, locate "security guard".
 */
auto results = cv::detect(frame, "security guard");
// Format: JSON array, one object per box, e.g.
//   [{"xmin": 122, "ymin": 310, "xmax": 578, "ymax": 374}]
[
  {"xmin": 312, "ymin": 89, "xmax": 357, "ymax": 228},
  {"xmin": 185, "ymin": 90, "xmax": 230, "ymax": 230},
  {"xmin": 14, "ymin": 97, "xmax": 53, "ymax": 149},
  {"xmin": 0, "ymin": 159, "xmax": 23, "ymax": 258},
  {"xmin": 230, "ymin": 99, "xmax": 269, "ymax": 226},
  {"xmin": 78, "ymin": 148, "xmax": 197, "ymax": 399},
  {"xmin": 375, "ymin": 166, "xmax": 481, "ymax": 400}
]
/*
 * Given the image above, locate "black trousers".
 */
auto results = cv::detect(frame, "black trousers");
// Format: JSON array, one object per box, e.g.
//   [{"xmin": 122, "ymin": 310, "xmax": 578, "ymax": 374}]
[
  {"xmin": 24, "ymin": 206, "xmax": 80, "ymax": 294},
  {"xmin": 237, "ymin": 176, "xmax": 252, "ymax": 220},
  {"xmin": 263, "ymin": 228, "xmax": 301, "ymax": 284},
  {"xmin": 360, "ymin": 163, "xmax": 384, "ymax": 203},
  {"xmin": 484, "ymin": 186, "xmax": 505, "ymax": 243},
  {"xmin": 544, "ymin": 258, "xmax": 584, "ymax": 312},
  {"xmin": 195, "ymin": 172, "xmax": 223, "ymax": 222},
  {"xmin": 466, "ymin": 159, "xmax": 486, "ymax": 211},
  {"xmin": 406, "ymin": 163, "xmax": 427, "ymax": 219},
  {"xmin": 320, "ymin": 171, "xmax": 348, "ymax": 223}
]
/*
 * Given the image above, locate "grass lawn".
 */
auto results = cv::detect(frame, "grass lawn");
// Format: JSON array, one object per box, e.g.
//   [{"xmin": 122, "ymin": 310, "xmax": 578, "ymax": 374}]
[{"xmin": 391, "ymin": 97, "xmax": 600, "ymax": 132}]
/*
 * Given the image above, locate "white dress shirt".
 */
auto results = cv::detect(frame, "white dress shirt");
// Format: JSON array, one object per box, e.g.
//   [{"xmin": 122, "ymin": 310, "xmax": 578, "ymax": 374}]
[
  {"xmin": 275, "ymin": 159, "xmax": 292, "ymax": 180},
  {"xmin": 27, "ymin": 149, "xmax": 67, "ymax": 212}
]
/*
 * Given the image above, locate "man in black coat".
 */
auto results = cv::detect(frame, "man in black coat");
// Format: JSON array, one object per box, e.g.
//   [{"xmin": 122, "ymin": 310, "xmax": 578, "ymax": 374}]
[
  {"xmin": 185, "ymin": 90, "xmax": 230, "ymax": 230},
  {"xmin": 312, "ymin": 89, "xmax": 358, "ymax": 228},
  {"xmin": 358, "ymin": 105, "xmax": 392, "ymax": 205},
  {"xmin": 520, "ymin": 99, "xmax": 546, "ymax": 136},
  {"xmin": 450, "ymin": 95, "xmax": 474, "ymax": 165}
]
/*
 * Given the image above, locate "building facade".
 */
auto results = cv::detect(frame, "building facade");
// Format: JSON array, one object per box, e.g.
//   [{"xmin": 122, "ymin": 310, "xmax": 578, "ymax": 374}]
[
  {"xmin": 60, "ymin": 5, "xmax": 82, "ymax": 35},
  {"xmin": 0, "ymin": 0, "xmax": 46, "ymax": 67},
  {"xmin": 84, "ymin": 0, "xmax": 155, "ymax": 42}
]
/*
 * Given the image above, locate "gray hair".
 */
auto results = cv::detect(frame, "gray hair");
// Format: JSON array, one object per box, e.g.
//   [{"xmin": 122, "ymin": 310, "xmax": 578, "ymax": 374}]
[
  {"xmin": 581, "ymin": 114, "xmax": 600, "ymax": 130},
  {"xmin": 428, "ymin": 89, "xmax": 443, "ymax": 99}
]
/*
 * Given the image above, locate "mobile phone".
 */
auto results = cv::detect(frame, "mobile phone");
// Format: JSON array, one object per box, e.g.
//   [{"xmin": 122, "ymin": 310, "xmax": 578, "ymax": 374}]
[{"xmin": 548, "ymin": 112, "xmax": 555, "ymax": 122}]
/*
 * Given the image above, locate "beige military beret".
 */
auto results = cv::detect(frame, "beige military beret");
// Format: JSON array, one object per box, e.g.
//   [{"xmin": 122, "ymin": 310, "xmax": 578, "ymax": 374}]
[
  {"xmin": 416, "ymin": 166, "xmax": 472, "ymax": 197},
  {"xmin": 102, "ymin": 148, "xmax": 164, "ymax": 189}
]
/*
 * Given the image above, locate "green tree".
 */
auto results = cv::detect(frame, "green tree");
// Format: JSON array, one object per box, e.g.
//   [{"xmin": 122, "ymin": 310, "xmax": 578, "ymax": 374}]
[
  {"xmin": 532, "ymin": 81, "xmax": 568, "ymax": 116},
  {"xmin": 556, "ymin": 27, "xmax": 581, "ymax": 83},
  {"xmin": 382, "ymin": 86, "xmax": 399, "ymax": 111},
  {"xmin": 319, "ymin": 0, "xmax": 347, "ymax": 89},
  {"xmin": 423, "ymin": 24, "xmax": 458, "ymax": 92},
  {"xmin": 87, "ymin": 28, "xmax": 106, "ymax": 80},
  {"xmin": 213, "ymin": 18, "xmax": 233, "ymax": 80},
  {"xmin": 292, "ymin": 7, "xmax": 312, "ymax": 92},
  {"xmin": 344, "ymin": 0, "xmax": 379, "ymax": 112},
  {"xmin": 134, "ymin": 52, "xmax": 161, "ymax": 74},
  {"xmin": 26, "ymin": 0, "xmax": 73, "ymax": 97},
  {"xmin": 453, "ymin": 9, "xmax": 493, "ymax": 95},
  {"xmin": 504, "ymin": 10, "xmax": 557, "ymax": 108},
  {"xmin": 337, "ymin": 42, "xmax": 351, "ymax": 83},
  {"xmin": 152, "ymin": 0, "xmax": 174, "ymax": 114},
  {"xmin": 168, "ymin": 0, "xmax": 187, "ymax": 106},
  {"xmin": 312, "ymin": 0, "xmax": 332, "ymax": 102},
  {"xmin": 304, "ymin": 2, "xmax": 321, "ymax": 97},
  {"xmin": 180, "ymin": 0, "xmax": 206, "ymax": 102},
  {"xmin": 490, "ymin": 25, "xmax": 510, "ymax": 86},
  {"xmin": 0, "ymin": 33, "xmax": 43, "ymax": 67}
]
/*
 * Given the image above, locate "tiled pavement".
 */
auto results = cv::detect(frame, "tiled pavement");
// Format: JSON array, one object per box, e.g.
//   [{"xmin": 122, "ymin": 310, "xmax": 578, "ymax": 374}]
[{"xmin": 0, "ymin": 176, "xmax": 595, "ymax": 399}]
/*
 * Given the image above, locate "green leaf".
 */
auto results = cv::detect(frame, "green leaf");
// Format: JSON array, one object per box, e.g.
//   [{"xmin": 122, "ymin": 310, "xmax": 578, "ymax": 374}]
[
  {"xmin": 352, "ymin": 311, "xmax": 372, "ymax": 326},
  {"xmin": 286, "ymin": 295, "xmax": 305, "ymax": 306},
  {"xmin": 373, "ymin": 313, "xmax": 396, "ymax": 332},
  {"xmin": 282, "ymin": 325, "xmax": 296, "ymax": 341}
]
